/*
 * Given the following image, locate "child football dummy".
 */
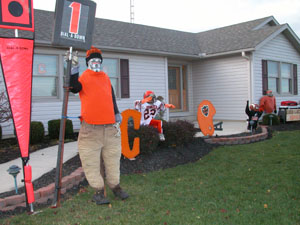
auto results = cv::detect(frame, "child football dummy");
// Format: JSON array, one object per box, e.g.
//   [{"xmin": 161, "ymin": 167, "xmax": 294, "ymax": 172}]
[
  {"xmin": 134, "ymin": 90, "xmax": 175, "ymax": 141},
  {"xmin": 245, "ymin": 100, "xmax": 263, "ymax": 133}
]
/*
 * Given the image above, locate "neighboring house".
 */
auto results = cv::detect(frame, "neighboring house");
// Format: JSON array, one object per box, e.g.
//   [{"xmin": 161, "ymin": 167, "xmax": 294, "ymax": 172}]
[{"xmin": 0, "ymin": 9, "xmax": 299, "ymax": 137}]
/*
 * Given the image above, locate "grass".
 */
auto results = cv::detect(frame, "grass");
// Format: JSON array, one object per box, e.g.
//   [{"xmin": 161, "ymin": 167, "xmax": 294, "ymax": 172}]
[{"xmin": 1, "ymin": 130, "xmax": 300, "ymax": 225}]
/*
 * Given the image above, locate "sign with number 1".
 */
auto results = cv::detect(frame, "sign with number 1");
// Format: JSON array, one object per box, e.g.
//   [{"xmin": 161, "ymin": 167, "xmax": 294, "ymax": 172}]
[{"xmin": 52, "ymin": 0, "xmax": 96, "ymax": 50}]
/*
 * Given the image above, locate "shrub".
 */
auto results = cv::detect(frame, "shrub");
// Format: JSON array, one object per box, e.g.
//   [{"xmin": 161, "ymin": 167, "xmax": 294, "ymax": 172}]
[
  {"xmin": 30, "ymin": 121, "xmax": 45, "ymax": 144},
  {"xmin": 162, "ymin": 120, "xmax": 196, "ymax": 148},
  {"xmin": 48, "ymin": 119, "xmax": 74, "ymax": 139},
  {"xmin": 128, "ymin": 125, "xmax": 160, "ymax": 155},
  {"xmin": 262, "ymin": 114, "xmax": 280, "ymax": 125}
]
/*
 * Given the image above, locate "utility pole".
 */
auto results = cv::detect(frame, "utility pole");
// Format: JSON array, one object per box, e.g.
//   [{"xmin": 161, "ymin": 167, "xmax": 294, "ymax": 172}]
[{"xmin": 130, "ymin": 0, "xmax": 134, "ymax": 23}]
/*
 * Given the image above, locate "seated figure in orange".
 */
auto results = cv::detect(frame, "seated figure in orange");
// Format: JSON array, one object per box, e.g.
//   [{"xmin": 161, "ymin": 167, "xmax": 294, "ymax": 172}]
[
  {"xmin": 134, "ymin": 90, "xmax": 175, "ymax": 141},
  {"xmin": 259, "ymin": 90, "xmax": 277, "ymax": 114}
]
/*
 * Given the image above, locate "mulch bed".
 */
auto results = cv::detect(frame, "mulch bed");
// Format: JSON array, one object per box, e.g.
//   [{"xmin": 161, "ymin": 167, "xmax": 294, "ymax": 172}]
[{"xmin": 0, "ymin": 121, "xmax": 299, "ymax": 217}]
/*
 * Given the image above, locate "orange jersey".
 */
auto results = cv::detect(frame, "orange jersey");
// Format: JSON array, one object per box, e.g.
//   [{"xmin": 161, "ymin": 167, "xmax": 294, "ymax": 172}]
[{"xmin": 79, "ymin": 69, "xmax": 115, "ymax": 124}]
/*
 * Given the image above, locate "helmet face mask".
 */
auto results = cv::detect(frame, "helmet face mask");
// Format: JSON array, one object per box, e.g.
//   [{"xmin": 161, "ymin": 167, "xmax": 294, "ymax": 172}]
[
  {"xmin": 143, "ymin": 91, "xmax": 156, "ymax": 104},
  {"xmin": 148, "ymin": 94, "xmax": 156, "ymax": 104},
  {"xmin": 88, "ymin": 58, "xmax": 102, "ymax": 72}
]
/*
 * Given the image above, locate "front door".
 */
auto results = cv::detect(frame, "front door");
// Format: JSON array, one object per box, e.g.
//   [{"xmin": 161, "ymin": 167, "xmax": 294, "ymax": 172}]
[{"xmin": 168, "ymin": 66, "xmax": 181, "ymax": 110}]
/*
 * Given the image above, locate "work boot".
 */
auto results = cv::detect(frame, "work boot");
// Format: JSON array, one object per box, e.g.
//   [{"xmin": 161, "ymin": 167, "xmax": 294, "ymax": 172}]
[
  {"xmin": 112, "ymin": 184, "xmax": 129, "ymax": 200},
  {"xmin": 92, "ymin": 189, "xmax": 110, "ymax": 205}
]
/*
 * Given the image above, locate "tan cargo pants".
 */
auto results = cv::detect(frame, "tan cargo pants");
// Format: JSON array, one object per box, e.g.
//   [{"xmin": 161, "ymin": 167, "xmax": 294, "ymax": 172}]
[{"xmin": 78, "ymin": 121, "xmax": 121, "ymax": 190}]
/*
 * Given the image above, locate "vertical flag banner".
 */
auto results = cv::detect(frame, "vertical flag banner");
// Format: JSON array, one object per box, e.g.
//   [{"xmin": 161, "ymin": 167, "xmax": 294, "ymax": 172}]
[
  {"xmin": 0, "ymin": 0, "xmax": 34, "ymax": 31},
  {"xmin": 0, "ymin": 37, "xmax": 34, "ymax": 158}
]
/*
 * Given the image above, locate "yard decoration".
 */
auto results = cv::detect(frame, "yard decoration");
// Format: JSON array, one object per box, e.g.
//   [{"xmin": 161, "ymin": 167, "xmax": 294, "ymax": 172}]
[
  {"xmin": 120, "ymin": 109, "xmax": 141, "ymax": 159},
  {"xmin": 197, "ymin": 100, "xmax": 216, "ymax": 136},
  {"xmin": 245, "ymin": 100, "xmax": 263, "ymax": 133},
  {"xmin": 51, "ymin": 0, "xmax": 96, "ymax": 207},
  {"xmin": 0, "ymin": 0, "xmax": 35, "ymax": 213},
  {"xmin": 134, "ymin": 90, "xmax": 175, "ymax": 141},
  {"xmin": 0, "ymin": 0, "xmax": 34, "ymax": 31},
  {"xmin": 259, "ymin": 90, "xmax": 277, "ymax": 114}
]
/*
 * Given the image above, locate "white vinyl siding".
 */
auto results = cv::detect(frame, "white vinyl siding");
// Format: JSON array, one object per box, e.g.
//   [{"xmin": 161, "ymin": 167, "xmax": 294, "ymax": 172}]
[
  {"xmin": 253, "ymin": 33, "xmax": 300, "ymax": 107},
  {"xmin": 0, "ymin": 52, "xmax": 168, "ymax": 137},
  {"xmin": 192, "ymin": 55, "xmax": 249, "ymax": 121}
]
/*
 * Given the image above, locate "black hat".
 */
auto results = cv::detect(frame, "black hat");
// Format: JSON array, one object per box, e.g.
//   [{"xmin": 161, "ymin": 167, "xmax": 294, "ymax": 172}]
[{"xmin": 86, "ymin": 46, "xmax": 103, "ymax": 66}]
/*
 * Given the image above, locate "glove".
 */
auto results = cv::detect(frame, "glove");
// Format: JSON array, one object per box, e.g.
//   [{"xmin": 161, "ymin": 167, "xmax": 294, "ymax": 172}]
[
  {"xmin": 64, "ymin": 50, "xmax": 78, "ymax": 65},
  {"xmin": 165, "ymin": 104, "xmax": 175, "ymax": 109},
  {"xmin": 115, "ymin": 113, "xmax": 122, "ymax": 123},
  {"xmin": 157, "ymin": 96, "xmax": 164, "ymax": 101},
  {"xmin": 274, "ymin": 109, "xmax": 277, "ymax": 114},
  {"xmin": 65, "ymin": 51, "xmax": 79, "ymax": 75}
]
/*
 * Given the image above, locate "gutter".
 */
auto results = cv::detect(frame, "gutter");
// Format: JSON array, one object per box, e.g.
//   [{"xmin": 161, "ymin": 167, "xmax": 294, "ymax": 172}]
[
  {"xmin": 35, "ymin": 40, "xmax": 256, "ymax": 60},
  {"xmin": 34, "ymin": 40, "xmax": 202, "ymax": 59},
  {"xmin": 197, "ymin": 48, "xmax": 255, "ymax": 58},
  {"xmin": 241, "ymin": 51, "xmax": 253, "ymax": 104}
]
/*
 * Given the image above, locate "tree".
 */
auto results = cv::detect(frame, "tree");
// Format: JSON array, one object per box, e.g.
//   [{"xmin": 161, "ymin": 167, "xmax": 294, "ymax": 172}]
[{"xmin": 0, "ymin": 87, "xmax": 12, "ymax": 123}]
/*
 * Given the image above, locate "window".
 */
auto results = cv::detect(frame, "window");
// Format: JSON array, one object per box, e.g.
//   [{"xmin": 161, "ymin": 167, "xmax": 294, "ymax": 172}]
[
  {"xmin": 262, "ymin": 60, "xmax": 297, "ymax": 95},
  {"xmin": 267, "ymin": 61, "xmax": 279, "ymax": 93},
  {"xmin": 32, "ymin": 55, "xmax": 58, "ymax": 97},
  {"xmin": 65, "ymin": 57, "xmax": 121, "ymax": 97},
  {"xmin": 168, "ymin": 65, "xmax": 188, "ymax": 111},
  {"xmin": 281, "ymin": 63, "xmax": 292, "ymax": 93},
  {"xmin": 102, "ymin": 58, "xmax": 119, "ymax": 96}
]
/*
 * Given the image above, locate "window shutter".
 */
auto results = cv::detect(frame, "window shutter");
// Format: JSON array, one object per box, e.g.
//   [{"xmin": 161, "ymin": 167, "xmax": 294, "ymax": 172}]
[
  {"xmin": 293, "ymin": 64, "xmax": 298, "ymax": 95},
  {"xmin": 120, "ymin": 59, "xmax": 130, "ymax": 98},
  {"xmin": 262, "ymin": 60, "xmax": 268, "ymax": 95}
]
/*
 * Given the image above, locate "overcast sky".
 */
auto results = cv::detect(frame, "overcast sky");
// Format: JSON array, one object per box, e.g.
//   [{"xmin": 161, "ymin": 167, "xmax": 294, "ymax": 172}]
[{"xmin": 33, "ymin": 0, "xmax": 300, "ymax": 37}]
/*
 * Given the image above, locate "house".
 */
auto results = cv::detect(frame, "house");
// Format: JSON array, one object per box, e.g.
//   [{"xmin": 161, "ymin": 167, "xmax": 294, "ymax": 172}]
[{"xmin": 0, "ymin": 9, "xmax": 299, "ymax": 137}]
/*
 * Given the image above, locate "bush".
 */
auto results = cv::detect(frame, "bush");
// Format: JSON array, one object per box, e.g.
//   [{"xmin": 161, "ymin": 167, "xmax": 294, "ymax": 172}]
[
  {"xmin": 162, "ymin": 120, "xmax": 196, "ymax": 148},
  {"xmin": 128, "ymin": 125, "xmax": 160, "ymax": 155},
  {"xmin": 30, "ymin": 121, "xmax": 45, "ymax": 144},
  {"xmin": 262, "ymin": 114, "xmax": 280, "ymax": 125},
  {"xmin": 48, "ymin": 119, "xmax": 74, "ymax": 139}
]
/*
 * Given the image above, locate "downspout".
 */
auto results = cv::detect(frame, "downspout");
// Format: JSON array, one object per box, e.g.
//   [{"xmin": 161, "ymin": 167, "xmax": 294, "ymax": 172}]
[
  {"xmin": 241, "ymin": 51, "xmax": 253, "ymax": 103},
  {"xmin": 164, "ymin": 57, "xmax": 170, "ymax": 121}
]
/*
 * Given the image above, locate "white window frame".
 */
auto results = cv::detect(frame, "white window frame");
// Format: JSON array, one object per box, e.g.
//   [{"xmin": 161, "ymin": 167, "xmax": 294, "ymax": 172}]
[
  {"xmin": 67, "ymin": 56, "xmax": 121, "ymax": 98},
  {"xmin": 32, "ymin": 54, "xmax": 59, "ymax": 100},
  {"xmin": 267, "ymin": 60, "xmax": 293, "ymax": 95}
]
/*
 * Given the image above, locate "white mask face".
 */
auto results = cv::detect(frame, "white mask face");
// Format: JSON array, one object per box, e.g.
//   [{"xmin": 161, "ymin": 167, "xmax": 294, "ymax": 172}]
[{"xmin": 88, "ymin": 58, "xmax": 102, "ymax": 72}]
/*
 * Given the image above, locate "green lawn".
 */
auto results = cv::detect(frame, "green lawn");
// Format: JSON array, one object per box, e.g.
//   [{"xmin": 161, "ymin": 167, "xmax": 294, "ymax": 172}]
[{"xmin": 1, "ymin": 130, "xmax": 300, "ymax": 225}]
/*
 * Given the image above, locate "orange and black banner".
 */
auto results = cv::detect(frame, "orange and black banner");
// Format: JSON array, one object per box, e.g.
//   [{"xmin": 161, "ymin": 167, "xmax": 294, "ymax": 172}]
[
  {"xmin": 0, "ymin": 37, "xmax": 34, "ymax": 158},
  {"xmin": 0, "ymin": 0, "xmax": 34, "ymax": 31}
]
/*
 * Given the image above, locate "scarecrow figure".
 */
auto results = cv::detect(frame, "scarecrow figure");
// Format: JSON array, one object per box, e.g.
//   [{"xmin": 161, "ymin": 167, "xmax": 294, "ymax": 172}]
[
  {"xmin": 259, "ymin": 90, "xmax": 277, "ymax": 114},
  {"xmin": 134, "ymin": 90, "xmax": 175, "ymax": 141},
  {"xmin": 245, "ymin": 100, "xmax": 263, "ymax": 132},
  {"xmin": 69, "ymin": 46, "xmax": 129, "ymax": 205}
]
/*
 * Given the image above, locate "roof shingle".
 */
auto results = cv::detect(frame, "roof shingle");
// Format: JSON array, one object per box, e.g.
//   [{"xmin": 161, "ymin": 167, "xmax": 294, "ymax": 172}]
[{"xmin": 0, "ymin": 10, "xmax": 293, "ymax": 57}]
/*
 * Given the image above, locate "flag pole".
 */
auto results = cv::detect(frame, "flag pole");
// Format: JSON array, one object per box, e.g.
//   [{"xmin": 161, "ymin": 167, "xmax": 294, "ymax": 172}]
[{"xmin": 52, "ymin": 46, "xmax": 73, "ymax": 207}]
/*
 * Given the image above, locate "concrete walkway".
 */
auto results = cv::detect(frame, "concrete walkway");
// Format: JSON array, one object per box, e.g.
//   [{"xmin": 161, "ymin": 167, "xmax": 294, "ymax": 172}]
[
  {"xmin": 194, "ymin": 120, "xmax": 248, "ymax": 137},
  {"xmin": 0, "ymin": 120, "xmax": 248, "ymax": 195},
  {"xmin": 0, "ymin": 142, "xmax": 78, "ymax": 194}
]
